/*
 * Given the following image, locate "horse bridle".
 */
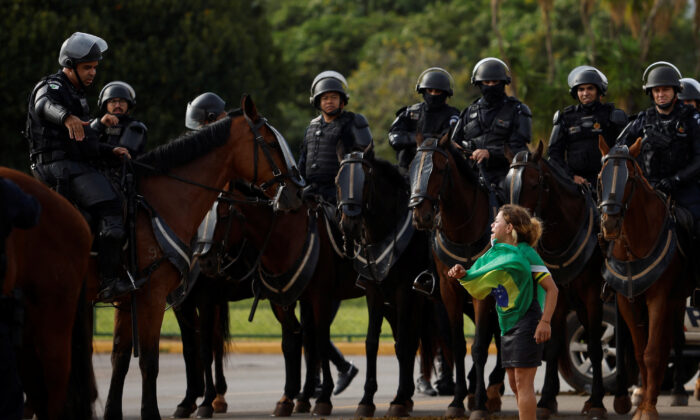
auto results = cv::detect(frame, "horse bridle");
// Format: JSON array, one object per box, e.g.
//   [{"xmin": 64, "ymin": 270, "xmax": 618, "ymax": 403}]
[
  {"xmin": 507, "ymin": 151, "xmax": 546, "ymax": 216},
  {"xmin": 409, "ymin": 138, "xmax": 450, "ymax": 211},
  {"xmin": 597, "ymin": 148, "xmax": 639, "ymax": 240}
]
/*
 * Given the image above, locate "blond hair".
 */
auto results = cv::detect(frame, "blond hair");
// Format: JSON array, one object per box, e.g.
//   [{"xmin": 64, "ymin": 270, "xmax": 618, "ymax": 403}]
[{"xmin": 499, "ymin": 204, "xmax": 543, "ymax": 247}]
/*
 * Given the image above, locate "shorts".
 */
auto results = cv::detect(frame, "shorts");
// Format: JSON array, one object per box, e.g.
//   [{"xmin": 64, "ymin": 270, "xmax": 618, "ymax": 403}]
[{"xmin": 500, "ymin": 302, "xmax": 543, "ymax": 368}]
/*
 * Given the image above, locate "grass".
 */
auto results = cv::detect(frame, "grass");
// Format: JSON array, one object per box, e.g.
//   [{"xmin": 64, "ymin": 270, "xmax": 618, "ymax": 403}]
[{"xmin": 94, "ymin": 297, "xmax": 476, "ymax": 341}]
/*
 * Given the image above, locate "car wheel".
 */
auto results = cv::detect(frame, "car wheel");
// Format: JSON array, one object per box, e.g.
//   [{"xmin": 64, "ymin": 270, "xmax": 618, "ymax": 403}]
[{"xmin": 559, "ymin": 304, "xmax": 618, "ymax": 393}]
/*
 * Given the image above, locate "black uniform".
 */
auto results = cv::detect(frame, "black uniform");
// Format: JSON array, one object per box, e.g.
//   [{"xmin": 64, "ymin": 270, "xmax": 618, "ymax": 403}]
[
  {"xmin": 451, "ymin": 96, "xmax": 532, "ymax": 201},
  {"xmin": 548, "ymin": 102, "xmax": 628, "ymax": 185},
  {"xmin": 90, "ymin": 114, "xmax": 147, "ymax": 169},
  {"xmin": 298, "ymin": 110, "xmax": 372, "ymax": 203},
  {"xmin": 26, "ymin": 70, "xmax": 125, "ymax": 285},
  {"xmin": 617, "ymin": 103, "xmax": 700, "ymax": 222},
  {"xmin": 389, "ymin": 102, "xmax": 459, "ymax": 174},
  {"xmin": 0, "ymin": 178, "xmax": 40, "ymax": 420}
]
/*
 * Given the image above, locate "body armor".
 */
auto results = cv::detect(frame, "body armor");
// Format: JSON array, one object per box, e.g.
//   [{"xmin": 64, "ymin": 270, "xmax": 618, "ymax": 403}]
[
  {"xmin": 548, "ymin": 102, "xmax": 627, "ymax": 184},
  {"xmin": 639, "ymin": 106, "xmax": 694, "ymax": 181},
  {"xmin": 91, "ymin": 115, "xmax": 147, "ymax": 158}
]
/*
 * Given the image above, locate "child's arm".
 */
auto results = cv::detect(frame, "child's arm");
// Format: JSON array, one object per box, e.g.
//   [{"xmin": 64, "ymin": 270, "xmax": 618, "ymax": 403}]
[{"xmin": 534, "ymin": 274, "xmax": 558, "ymax": 344}]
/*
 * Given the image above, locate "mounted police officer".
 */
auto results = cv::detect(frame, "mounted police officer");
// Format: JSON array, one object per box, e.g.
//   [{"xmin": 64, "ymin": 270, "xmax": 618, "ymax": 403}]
[
  {"xmin": 679, "ymin": 78, "xmax": 700, "ymax": 110},
  {"xmin": 548, "ymin": 66, "xmax": 627, "ymax": 187},
  {"xmin": 389, "ymin": 67, "xmax": 460, "ymax": 175},
  {"xmin": 298, "ymin": 71, "xmax": 373, "ymax": 203},
  {"xmin": 25, "ymin": 32, "xmax": 133, "ymax": 302},
  {"xmin": 185, "ymin": 92, "xmax": 227, "ymax": 130},
  {"xmin": 452, "ymin": 57, "xmax": 532, "ymax": 203},
  {"xmin": 91, "ymin": 81, "xmax": 147, "ymax": 166},
  {"xmin": 617, "ymin": 61, "xmax": 700, "ymax": 227}
]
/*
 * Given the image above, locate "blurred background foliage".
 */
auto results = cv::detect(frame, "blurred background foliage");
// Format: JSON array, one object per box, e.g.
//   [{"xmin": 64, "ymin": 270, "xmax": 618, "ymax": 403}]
[{"xmin": 2, "ymin": 0, "xmax": 699, "ymax": 169}]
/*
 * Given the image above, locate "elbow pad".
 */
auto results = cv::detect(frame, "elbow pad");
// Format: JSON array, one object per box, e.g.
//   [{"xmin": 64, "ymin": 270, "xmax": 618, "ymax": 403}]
[{"xmin": 35, "ymin": 95, "xmax": 69, "ymax": 126}]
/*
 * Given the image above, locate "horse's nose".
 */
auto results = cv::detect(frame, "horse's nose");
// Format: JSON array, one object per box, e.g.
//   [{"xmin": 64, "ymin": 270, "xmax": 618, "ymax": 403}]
[{"xmin": 412, "ymin": 209, "xmax": 434, "ymax": 230}]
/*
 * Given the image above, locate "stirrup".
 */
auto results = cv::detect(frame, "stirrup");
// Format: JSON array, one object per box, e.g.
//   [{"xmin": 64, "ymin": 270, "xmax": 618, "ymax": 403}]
[{"xmin": 412, "ymin": 269, "xmax": 436, "ymax": 296}]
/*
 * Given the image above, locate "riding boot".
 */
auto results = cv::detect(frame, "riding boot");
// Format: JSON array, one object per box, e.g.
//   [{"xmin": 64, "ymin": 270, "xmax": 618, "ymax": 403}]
[
  {"xmin": 413, "ymin": 269, "xmax": 438, "ymax": 297},
  {"xmin": 692, "ymin": 224, "xmax": 700, "ymax": 308},
  {"xmin": 96, "ymin": 216, "xmax": 133, "ymax": 302},
  {"xmin": 434, "ymin": 348, "xmax": 455, "ymax": 396}
]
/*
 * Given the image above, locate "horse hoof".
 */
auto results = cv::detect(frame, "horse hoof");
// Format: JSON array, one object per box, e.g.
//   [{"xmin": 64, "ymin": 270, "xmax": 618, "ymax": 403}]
[
  {"xmin": 445, "ymin": 406, "xmax": 465, "ymax": 418},
  {"xmin": 581, "ymin": 400, "xmax": 592, "ymax": 415},
  {"xmin": 195, "ymin": 405, "xmax": 214, "ymax": 418},
  {"xmin": 670, "ymin": 392, "xmax": 688, "ymax": 407},
  {"xmin": 631, "ymin": 408, "xmax": 642, "ymax": 420},
  {"xmin": 172, "ymin": 404, "xmax": 196, "ymax": 418},
  {"xmin": 614, "ymin": 395, "xmax": 632, "ymax": 414},
  {"xmin": 631, "ymin": 387, "xmax": 643, "ymax": 406},
  {"xmin": 385, "ymin": 403, "xmax": 410, "ymax": 417},
  {"xmin": 272, "ymin": 400, "xmax": 294, "ymax": 417},
  {"xmin": 485, "ymin": 384, "xmax": 502, "ymax": 413},
  {"xmin": 467, "ymin": 393, "xmax": 476, "ymax": 411},
  {"xmin": 355, "ymin": 403, "xmax": 375, "ymax": 418},
  {"xmin": 407, "ymin": 399, "xmax": 413, "ymax": 412},
  {"xmin": 212, "ymin": 394, "xmax": 228, "ymax": 413},
  {"xmin": 469, "ymin": 409, "xmax": 489, "ymax": 420},
  {"xmin": 312, "ymin": 401, "xmax": 332, "ymax": 416},
  {"xmin": 536, "ymin": 407, "xmax": 552, "ymax": 420},
  {"xmin": 588, "ymin": 407, "xmax": 607, "ymax": 420},
  {"xmin": 638, "ymin": 407, "xmax": 659, "ymax": 420},
  {"xmin": 294, "ymin": 399, "xmax": 311, "ymax": 413}
]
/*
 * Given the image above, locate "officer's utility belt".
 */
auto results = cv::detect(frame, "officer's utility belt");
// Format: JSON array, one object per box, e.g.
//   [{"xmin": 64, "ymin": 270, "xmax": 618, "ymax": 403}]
[{"xmin": 30, "ymin": 150, "xmax": 67, "ymax": 165}]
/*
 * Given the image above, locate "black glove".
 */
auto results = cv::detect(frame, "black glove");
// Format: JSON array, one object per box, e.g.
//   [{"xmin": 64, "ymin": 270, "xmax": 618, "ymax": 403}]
[{"xmin": 657, "ymin": 176, "xmax": 679, "ymax": 194}]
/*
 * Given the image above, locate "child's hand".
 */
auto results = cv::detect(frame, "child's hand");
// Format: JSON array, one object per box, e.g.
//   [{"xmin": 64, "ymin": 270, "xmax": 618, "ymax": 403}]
[{"xmin": 448, "ymin": 264, "xmax": 466, "ymax": 279}]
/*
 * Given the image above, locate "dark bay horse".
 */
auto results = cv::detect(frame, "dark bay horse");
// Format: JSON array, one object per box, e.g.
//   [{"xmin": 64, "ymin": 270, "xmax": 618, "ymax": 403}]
[
  {"xmin": 102, "ymin": 95, "xmax": 304, "ymax": 420},
  {"xmin": 336, "ymin": 151, "xmax": 429, "ymax": 417},
  {"xmin": 598, "ymin": 138, "xmax": 693, "ymax": 420},
  {"xmin": 409, "ymin": 135, "xmax": 505, "ymax": 419},
  {"xmin": 506, "ymin": 142, "xmax": 631, "ymax": 418},
  {"xmin": 1, "ymin": 167, "xmax": 94, "ymax": 419}
]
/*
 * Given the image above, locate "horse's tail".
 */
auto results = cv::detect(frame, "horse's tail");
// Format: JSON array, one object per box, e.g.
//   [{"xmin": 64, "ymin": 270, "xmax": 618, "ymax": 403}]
[
  {"xmin": 219, "ymin": 300, "xmax": 231, "ymax": 355},
  {"xmin": 64, "ymin": 280, "xmax": 96, "ymax": 419}
]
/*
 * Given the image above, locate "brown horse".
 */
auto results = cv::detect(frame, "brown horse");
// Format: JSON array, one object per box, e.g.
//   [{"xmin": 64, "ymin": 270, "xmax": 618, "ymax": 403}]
[
  {"xmin": 102, "ymin": 95, "xmax": 304, "ymax": 420},
  {"xmin": 506, "ymin": 141, "xmax": 632, "ymax": 418},
  {"xmin": 409, "ymin": 135, "xmax": 504, "ymax": 419},
  {"xmin": 597, "ymin": 138, "xmax": 693, "ymax": 420},
  {"xmin": 1, "ymin": 167, "xmax": 94, "ymax": 419}
]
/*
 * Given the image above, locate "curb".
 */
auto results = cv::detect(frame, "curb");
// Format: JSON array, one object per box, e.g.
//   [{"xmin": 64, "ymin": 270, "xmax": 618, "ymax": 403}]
[{"xmin": 93, "ymin": 339, "xmax": 498, "ymax": 355}]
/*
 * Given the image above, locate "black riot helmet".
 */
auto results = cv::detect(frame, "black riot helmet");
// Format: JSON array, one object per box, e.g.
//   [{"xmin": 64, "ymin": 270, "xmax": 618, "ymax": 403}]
[
  {"xmin": 678, "ymin": 78, "xmax": 700, "ymax": 101},
  {"xmin": 309, "ymin": 71, "xmax": 349, "ymax": 109},
  {"xmin": 415, "ymin": 67, "xmax": 454, "ymax": 96},
  {"xmin": 98, "ymin": 81, "xmax": 136, "ymax": 113},
  {"xmin": 642, "ymin": 61, "xmax": 682, "ymax": 94},
  {"xmin": 471, "ymin": 57, "xmax": 511, "ymax": 85},
  {"xmin": 185, "ymin": 92, "xmax": 226, "ymax": 130},
  {"xmin": 567, "ymin": 65, "xmax": 608, "ymax": 99},
  {"xmin": 58, "ymin": 32, "xmax": 108, "ymax": 68}
]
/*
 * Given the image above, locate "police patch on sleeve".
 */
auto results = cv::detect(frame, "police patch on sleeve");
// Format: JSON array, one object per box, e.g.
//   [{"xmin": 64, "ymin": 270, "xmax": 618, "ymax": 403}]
[{"xmin": 48, "ymin": 82, "xmax": 61, "ymax": 90}]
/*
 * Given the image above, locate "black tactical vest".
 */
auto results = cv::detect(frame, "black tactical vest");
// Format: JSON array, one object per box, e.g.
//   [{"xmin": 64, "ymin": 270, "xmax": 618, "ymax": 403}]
[
  {"xmin": 26, "ymin": 71, "xmax": 89, "ymax": 160},
  {"xmin": 639, "ymin": 107, "xmax": 693, "ymax": 181},
  {"xmin": 304, "ymin": 112, "xmax": 353, "ymax": 180},
  {"xmin": 561, "ymin": 103, "xmax": 616, "ymax": 176},
  {"xmin": 462, "ymin": 98, "xmax": 518, "ymax": 150}
]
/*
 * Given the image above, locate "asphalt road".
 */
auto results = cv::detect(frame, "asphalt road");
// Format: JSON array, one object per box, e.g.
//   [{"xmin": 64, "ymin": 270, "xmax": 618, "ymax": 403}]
[{"xmin": 92, "ymin": 353, "xmax": 700, "ymax": 419}]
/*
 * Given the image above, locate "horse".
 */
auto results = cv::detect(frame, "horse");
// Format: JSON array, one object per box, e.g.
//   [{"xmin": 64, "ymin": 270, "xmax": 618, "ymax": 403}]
[
  {"xmin": 101, "ymin": 95, "xmax": 305, "ymax": 420},
  {"xmin": 335, "ymin": 150, "xmax": 429, "ymax": 417},
  {"xmin": 597, "ymin": 138, "xmax": 694, "ymax": 420},
  {"xmin": 506, "ymin": 141, "xmax": 632, "ymax": 418},
  {"xmin": 1, "ymin": 167, "xmax": 94, "ymax": 419},
  {"xmin": 409, "ymin": 135, "xmax": 505, "ymax": 419}
]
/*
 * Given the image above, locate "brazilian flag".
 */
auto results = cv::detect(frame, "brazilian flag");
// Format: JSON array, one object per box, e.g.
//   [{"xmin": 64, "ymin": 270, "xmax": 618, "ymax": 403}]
[{"xmin": 458, "ymin": 242, "xmax": 544, "ymax": 335}]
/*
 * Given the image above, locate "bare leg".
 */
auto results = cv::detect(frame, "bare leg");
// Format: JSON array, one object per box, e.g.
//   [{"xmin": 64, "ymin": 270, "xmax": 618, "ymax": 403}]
[{"xmin": 514, "ymin": 367, "xmax": 537, "ymax": 420}]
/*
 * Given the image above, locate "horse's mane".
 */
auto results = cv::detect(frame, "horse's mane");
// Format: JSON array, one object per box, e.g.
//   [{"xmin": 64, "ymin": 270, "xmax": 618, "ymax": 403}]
[
  {"xmin": 543, "ymin": 157, "xmax": 581, "ymax": 195},
  {"xmin": 447, "ymin": 141, "xmax": 480, "ymax": 185},
  {"xmin": 372, "ymin": 157, "xmax": 406, "ymax": 191},
  {"xmin": 137, "ymin": 109, "xmax": 243, "ymax": 172}
]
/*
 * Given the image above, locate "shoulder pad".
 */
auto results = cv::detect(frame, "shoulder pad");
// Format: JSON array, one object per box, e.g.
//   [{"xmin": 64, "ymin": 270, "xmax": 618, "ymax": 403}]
[
  {"xmin": 311, "ymin": 115, "xmax": 323, "ymax": 124},
  {"xmin": 394, "ymin": 106, "xmax": 408, "ymax": 117},
  {"xmin": 518, "ymin": 102, "xmax": 533, "ymax": 118},
  {"xmin": 353, "ymin": 113, "xmax": 369, "ymax": 128},
  {"xmin": 407, "ymin": 103, "xmax": 423, "ymax": 112},
  {"xmin": 552, "ymin": 110, "xmax": 561, "ymax": 125},
  {"xmin": 609, "ymin": 108, "xmax": 628, "ymax": 126},
  {"xmin": 126, "ymin": 120, "xmax": 148, "ymax": 133},
  {"xmin": 563, "ymin": 105, "xmax": 576, "ymax": 114}
]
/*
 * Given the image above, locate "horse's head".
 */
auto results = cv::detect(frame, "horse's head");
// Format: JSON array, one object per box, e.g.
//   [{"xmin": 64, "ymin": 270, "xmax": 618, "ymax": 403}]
[
  {"xmin": 506, "ymin": 142, "xmax": 547, "ymax": 212},
  {"xmin": 229, "ymin": 95, "xmax": 304, "ymax": 212},
  {"xmin": 336, "ymin": 147, "xmax": 372, "ymax": 250},
  {"xmin": 408, "ymin": 134, "xmax": 451, "ymax": 230},
  {"xmin": 597, "ymin": 137, "xmax": 643, "ymax": 240},
  {"xmin": 197, "ymin": 195, "xmax": 245, "ymax": 277}
]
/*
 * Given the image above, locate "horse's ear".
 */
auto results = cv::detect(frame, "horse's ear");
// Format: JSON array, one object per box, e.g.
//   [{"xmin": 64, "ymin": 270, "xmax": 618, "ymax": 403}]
[
  {"xmin": 363, "ymin": 142, "xmax": 373, "ymax": 156},
  {"xmin": 504, "ymin": 143, "xmax": 515, "ymax": 162},
  {"xmin": 241, "ymin": 94, "xmax": 259, "ymax": 122},
  {"xmin": 629, "ymin": 137, "xmax": 642, "ymax": 157},
  {"xmin": 438, "ymin": 131, "xmax": 450, "ymax": 146},
  {"xmin": 598, "ymin": 135, "xmax": 610, "ymax": 156},
  {"xmin": 531, "ymin": 141, "xmax": 544, "ymax": 162}
]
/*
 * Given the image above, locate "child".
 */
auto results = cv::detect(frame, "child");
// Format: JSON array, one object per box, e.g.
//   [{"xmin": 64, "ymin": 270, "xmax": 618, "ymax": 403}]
[{"xmin": 448, "ymin": 204, "xmax": 558, "ymax": 420}]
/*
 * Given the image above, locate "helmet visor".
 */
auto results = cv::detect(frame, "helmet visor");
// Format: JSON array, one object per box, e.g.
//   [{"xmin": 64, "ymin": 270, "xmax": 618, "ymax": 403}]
[{"xmin": 64, "ymin": 32, "xmax": 108, "ymax": 60}]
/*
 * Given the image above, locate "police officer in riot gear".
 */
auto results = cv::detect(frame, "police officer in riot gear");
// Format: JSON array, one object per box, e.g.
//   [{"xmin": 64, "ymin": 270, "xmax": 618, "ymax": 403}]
[
  {"xmin": 548, "ymin": 66, "xmax": 627, "ymax": 186},
  {"xmin": 389, "ymin": 67, "xmax": 460, "ymax": 175},
  {"xmin": 452, "ymin": 58, "xmax": 532, "ymax": 202},
  {"xmin": 186, "ymin": 92, "xmax": 227, "ymax": 130},
  {"xmin": 298, "ymin": 71, "xmax": 373, "ymax": 203},
  {"xmin": 25, "ymin": 32, "xmax": 133, "ymax": 302},
  {"xmin": 679, "ymin": 78, "xmax": 700, "ymax": 110},
  {"xmin": 92, "ymin": 81, "xmax": 148, "ymax": 166},
  {"xmin": 617, "ymin": 62, "xmax": 700, "ymax": 223}
]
